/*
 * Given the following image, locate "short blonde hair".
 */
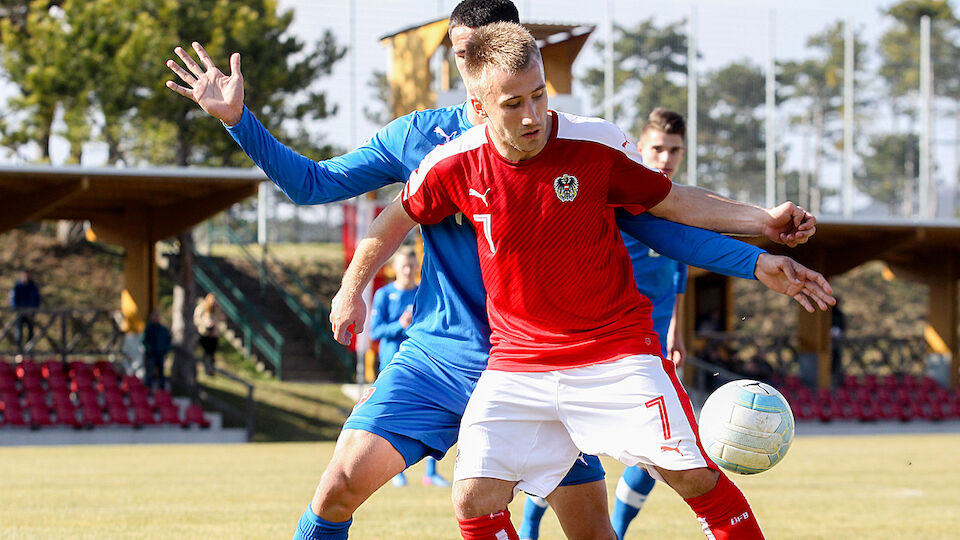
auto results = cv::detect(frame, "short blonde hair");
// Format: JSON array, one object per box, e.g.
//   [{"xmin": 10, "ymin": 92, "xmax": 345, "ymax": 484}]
[{"xmin": 463, "ymin": 22, "xmax": 540, "ymax": 99}]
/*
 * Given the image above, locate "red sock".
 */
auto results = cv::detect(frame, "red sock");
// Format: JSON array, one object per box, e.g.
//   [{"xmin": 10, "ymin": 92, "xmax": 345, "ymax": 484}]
[
  {"xmin": 457, "ymin": 509, "xmax": 519, "ymax": 540},
  {"xmin": 684, "ymin": 473, "xmax": 765, "ymax": 539}
]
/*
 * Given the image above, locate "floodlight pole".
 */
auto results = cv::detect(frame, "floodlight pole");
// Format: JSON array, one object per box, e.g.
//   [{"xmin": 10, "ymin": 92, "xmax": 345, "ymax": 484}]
[
  {"xmin": 842, "ymin": 19, "xmax": 855, "ymax": 219},
  {"xmin": 764, "ymin": 10, "xmax": 775, "ymax": 209},
  {"xmin": 603, "ymin": 0, "xmax": 614, "ymax": 122},
  {"xmin": 687, "ymin": 6, "xmax": 698, "ymax": 187},
  {"xmin": 919, "ymin": 15, "xmax": 932, "ymax": 220}
]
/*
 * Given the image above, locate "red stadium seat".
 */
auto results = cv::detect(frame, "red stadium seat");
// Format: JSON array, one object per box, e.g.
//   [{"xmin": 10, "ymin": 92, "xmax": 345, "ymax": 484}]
[
  {"xmin": 2, "ymin": 404, "xmax": 26, "ymax": 426},
  {"xmin": 41, "ymin": 361, "xmax": 65, "ymax": 379},
  {"xmin": 158, "ymin": 404, "xmax": 183, "ymax": 426},
  {"xmin": 842, "ymin": 374, "xmax": 860, "ymax": 389},
  {"xmin": 16, "ymin": 361, "xmax": 41, "ymax": 380},
  {"xmin": 129, "ymin": 391, "xmax": 150, "ymax": 409},
  {"xmin": 103, "ymin": 388, "xmax": 125, "ymax": 408},
  {"xmin": 122, "ymin": 375, "xmax": 146, "ymax": 394},
  {"xmin": 879, "ymin": 374, "xmax": 898, "ymax": 389},
  {"xmin": 152, "ymin": 390, "xmax": 174, "ymax": 408},
  {"xmin": 76, "ymin": 388, "xmax": 100, "ymax": 409},
  {"xmin": 98, "ymin": 375, "xmax": 119, "ymax": 391},
  {"xmin": 183, "ymin": 405, "xmax": 210, "ymax": 428},
  {"xmin": 25, "ymin": 390, "xmax": 47, "ymax": 410},
  {"xmin": 50, "ymin": 390, "xmax": 73, "ymax": 407},
  {"xmin": 133, "ymin": 406, "xmax": 157, "ymax": 426},
  {"xmin": 29, "ymin": 405, "xmax": 53, "ymax": 427},
  {"xmin": 93, "ymin": 360, "xmax": 118, "ymax": 379},
  {"xmin": 54, "ymin": 402, "xmax": 80, "ymax": 428},
  {"xmin": 80, "ymin": 404, "xmax": 105, "ymax": 426},
  {"xmin": 783, "ymin": 375, "xmax": 803, "ymax": 391},
  {"xmin": 68, "ymin": 361, "xmax": 92, "ymax": 378},
  {"xmin": 0, "ymin": 388, "xmax": 19, "ymax": 408},
  {"xmin": 47, "ymin": 373, "xmax": 68, "ymax": 391},
  {"xmin": 107, "ymin": 403, "xmax": 131, "ymax": 425}
]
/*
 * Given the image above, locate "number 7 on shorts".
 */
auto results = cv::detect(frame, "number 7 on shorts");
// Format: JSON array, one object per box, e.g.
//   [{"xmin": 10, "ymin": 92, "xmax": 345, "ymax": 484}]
[{"xmin": 645, "ymin": 395, "xmax": 671, "ymax": 440}]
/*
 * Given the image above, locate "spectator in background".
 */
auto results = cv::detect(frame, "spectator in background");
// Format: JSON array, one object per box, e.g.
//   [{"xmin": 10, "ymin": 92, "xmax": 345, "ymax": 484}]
[
  {"xmin": 193, "ymin": 293, "xmax": 224, "ymax": 376},
  {"xmin": 143, "ymin": 310, "xmax": 172, "ymax": 390},
  {"xmin": 370, "ymin": 246, "xmax": 418, "ymax": 372},
  {"xmin": 369, "ymin": 246, "xmax": 449, "ymax": 488},
  {"xmin": 831, "ymin": 297, "xmax": 847, "ymax": 388},
  {"xmin": 9, "ymin": 270, "xmax": 41, "ymax": 354}
]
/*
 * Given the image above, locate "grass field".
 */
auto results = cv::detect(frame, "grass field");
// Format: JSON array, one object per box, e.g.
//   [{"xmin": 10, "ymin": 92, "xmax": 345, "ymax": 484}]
[{"xmin": 1, "ymin": 433, "xmax": 958, "ymax": 539}]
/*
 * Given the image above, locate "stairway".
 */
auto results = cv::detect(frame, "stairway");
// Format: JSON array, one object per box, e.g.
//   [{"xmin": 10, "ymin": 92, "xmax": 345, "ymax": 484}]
[{"xmin": 199, "ymin": 255, "xmax": 351, "ymax": 381}]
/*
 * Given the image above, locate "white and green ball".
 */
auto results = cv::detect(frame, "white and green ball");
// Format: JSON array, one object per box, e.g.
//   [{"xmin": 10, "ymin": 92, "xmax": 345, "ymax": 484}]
[{"xmin": 698, "ymin": 380, "xmax": 795, "ymax": 475}]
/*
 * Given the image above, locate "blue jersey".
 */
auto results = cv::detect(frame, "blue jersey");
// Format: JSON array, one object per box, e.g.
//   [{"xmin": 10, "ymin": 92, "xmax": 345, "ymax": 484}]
[
  {"xmin": 622, "ymin": 234, "xmax": 687, "ymax": 356},
  {"xmin": 227, "ymin": 104, "xmax": 765, "ymax": 376},
  {"xmin": 370, "ymin": 282, "xmax": 418, "ymax": 367}
]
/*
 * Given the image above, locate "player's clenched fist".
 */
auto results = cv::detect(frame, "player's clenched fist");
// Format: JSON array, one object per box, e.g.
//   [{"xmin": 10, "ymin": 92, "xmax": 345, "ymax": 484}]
[
  {"xmin": 763, "ymin": 202, "xmax": 816, "ymax": 247},
  {"xmin": 330, "ymin": 289, "xmax": 366, "ymax": 346}
]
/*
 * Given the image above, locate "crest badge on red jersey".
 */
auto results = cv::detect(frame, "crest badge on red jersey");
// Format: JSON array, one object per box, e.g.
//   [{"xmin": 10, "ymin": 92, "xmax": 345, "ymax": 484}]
[{"xmin": 553, "ymin": 174, "xmax": 579, "ymax": 202}]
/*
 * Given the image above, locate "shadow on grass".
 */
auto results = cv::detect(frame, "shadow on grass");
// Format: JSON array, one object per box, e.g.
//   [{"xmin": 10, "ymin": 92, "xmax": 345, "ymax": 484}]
[{"xmin": 200, "ymin": 383, "xmax": 349, "ymax": 442}]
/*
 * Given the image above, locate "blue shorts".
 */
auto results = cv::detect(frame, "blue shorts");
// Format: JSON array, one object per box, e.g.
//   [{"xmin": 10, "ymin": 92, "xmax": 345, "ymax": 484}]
[{"xmin": 341, "ymin": 341, "xmax": 605, "ymax": 486}]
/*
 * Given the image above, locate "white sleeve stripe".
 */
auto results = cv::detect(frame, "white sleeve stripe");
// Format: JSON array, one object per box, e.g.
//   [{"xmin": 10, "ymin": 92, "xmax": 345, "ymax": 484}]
[
  {"xmin": 553, "ymin": 111, "xmax": 660, "ymax": 173},
  {"xmin": 405, "ymin": 125, "xmax": 487, "ymax": 201}
]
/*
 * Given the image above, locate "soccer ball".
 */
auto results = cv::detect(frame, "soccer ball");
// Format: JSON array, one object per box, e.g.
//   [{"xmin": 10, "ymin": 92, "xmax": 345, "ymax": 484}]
[{"xmin": 698, "ymin": 379, "xmax": 795, "ymax": 475}]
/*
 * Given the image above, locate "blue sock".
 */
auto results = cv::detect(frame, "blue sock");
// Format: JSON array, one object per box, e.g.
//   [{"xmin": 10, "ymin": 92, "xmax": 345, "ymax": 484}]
[
  {"xmin": 517, "ymin": 495, "xmax": 549, "ymax": 540},
  {"xmin": 425, "ymin": 456, "xmax": 437, "ymax": 476},
  {"xmin": 293, "ymin": 505, "xmax": 352, "ymax": 540},
  {"xmin": 611, "ymin": 467, "xmax": 656, "ymax": 540}
]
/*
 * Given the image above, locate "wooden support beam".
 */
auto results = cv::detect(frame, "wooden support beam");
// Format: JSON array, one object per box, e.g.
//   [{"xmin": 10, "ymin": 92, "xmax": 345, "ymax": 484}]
[
  {"xmin": 795, "ymin": 247, "xmax": 832, "ymax": 388},
  {"xmin": 926, "ymin": 255, "xmax": 958, "ymax": 388},
  {"xmin": 121, "ymin": 238, "xmax": 157, "ymax": 334},
  {"xmin": 0, "ymin": 178, "xmax": 88, "ymax": 234}
]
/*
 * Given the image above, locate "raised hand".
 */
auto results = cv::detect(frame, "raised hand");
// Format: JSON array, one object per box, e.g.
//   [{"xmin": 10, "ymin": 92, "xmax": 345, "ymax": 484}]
[
  {"xmin": 166, "ymin": 42, "xmax": 245, "ymax": 126},
  {"xmin": 762, "ymin": 202, "xmax": 816, "ymax": 247},
  {"xmin": 754, "ymin": 254, "xmax": 836, "ymax": 312},
  {"xmin": 330, "ymin": 288, "xmax": 367, "ymax": 346}
]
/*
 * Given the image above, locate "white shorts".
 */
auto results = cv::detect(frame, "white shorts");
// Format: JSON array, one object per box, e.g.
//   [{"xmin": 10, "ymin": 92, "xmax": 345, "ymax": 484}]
[{"xmin": 453, "ymin": 354, "xmax": 713, "ymax": 497}]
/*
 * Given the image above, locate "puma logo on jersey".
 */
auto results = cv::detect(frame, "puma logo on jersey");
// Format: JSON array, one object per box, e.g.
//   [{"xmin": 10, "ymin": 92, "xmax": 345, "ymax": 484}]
[
  {"xmin": 434, "ymin": 126, "xmax": 457, "ymax": 143},
  {"xmin": 660, "ymin": 441, "xmax": 684, "ymax": 456},
  {"xmin": 469, "ymin": 187, "xmax": 491, "ymax": 206}
]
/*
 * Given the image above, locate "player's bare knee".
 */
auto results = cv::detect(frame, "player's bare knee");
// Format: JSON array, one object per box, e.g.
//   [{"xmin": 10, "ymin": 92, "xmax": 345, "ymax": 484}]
[
  {"xmin": 659, "ymin": 467, "xmax": 719, "ymax": 499},
  {"xmin": 451, "ymin": 479, "xmax": 512, "ymax": 520}
]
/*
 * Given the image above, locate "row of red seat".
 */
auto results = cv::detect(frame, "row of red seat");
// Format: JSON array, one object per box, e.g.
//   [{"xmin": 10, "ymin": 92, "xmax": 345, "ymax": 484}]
[
  {"xmin": 0, "ymin": 359, "xmax": 210, "ymax": 429},
  {"xmin": 776, "ymin": 373, "xmax": 960, "ymax": 423}
]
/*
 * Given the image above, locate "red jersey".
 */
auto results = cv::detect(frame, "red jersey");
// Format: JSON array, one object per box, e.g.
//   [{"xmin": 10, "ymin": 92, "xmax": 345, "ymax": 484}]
[{"xmin": 402, "ymin": 110, "xmax": 672, "ymax": 372}]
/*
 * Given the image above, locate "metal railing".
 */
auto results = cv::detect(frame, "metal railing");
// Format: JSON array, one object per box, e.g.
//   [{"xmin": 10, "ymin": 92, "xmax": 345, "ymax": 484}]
[
  {"xmin": 692, "ymin": 332, "xmax": 929, "ymax": 384},
  {"xmin": 0, "ymin": 307, "xmax": 125, "ymax": 361},
  {"xmin": 193, "ymin": 256, "xmax": 285, "ymax": 378},
  {"xmin": 222, "ymin": 228, "xmax": 352, "ymax": 370}
]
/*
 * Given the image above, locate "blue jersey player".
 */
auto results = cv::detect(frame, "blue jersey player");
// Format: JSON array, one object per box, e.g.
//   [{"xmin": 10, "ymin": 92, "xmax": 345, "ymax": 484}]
[
  {"xmin": 165, "ymin": 2, "xmax": 822, "ymax": 538},
  {"xmin": 518, "ymin": 108, "xmax": 696, "ymax": 540},
  {"xmin": 370, "ymin": 246, "xmax": 450, "ymax": 488}
]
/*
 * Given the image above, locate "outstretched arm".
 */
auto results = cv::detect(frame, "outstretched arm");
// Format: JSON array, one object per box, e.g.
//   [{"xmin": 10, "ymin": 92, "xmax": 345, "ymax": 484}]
[
  {"xmin": 647, "ymin": 184, "xmax": 815, "ymax": 247},
  {"xmin": 330, "ymin": 200, "xmax": 417, "ymax": 346},
  {"xmin": 754, "ymin": 254, "xmax": 835, "ymax": 312},
  {"xmin": 166, "ymin": 42, "xmax": 402, "ymax": 204}
]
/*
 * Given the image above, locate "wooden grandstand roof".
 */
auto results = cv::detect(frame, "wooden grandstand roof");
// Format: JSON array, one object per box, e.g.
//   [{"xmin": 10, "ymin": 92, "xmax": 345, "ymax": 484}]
[
  {"xmin": 744, "ymin": 218, "xmax": 960, "ymax": 277},
  {"xmin": 0, "ymin": 164, "xmax": 264, "ymax": 241}
]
